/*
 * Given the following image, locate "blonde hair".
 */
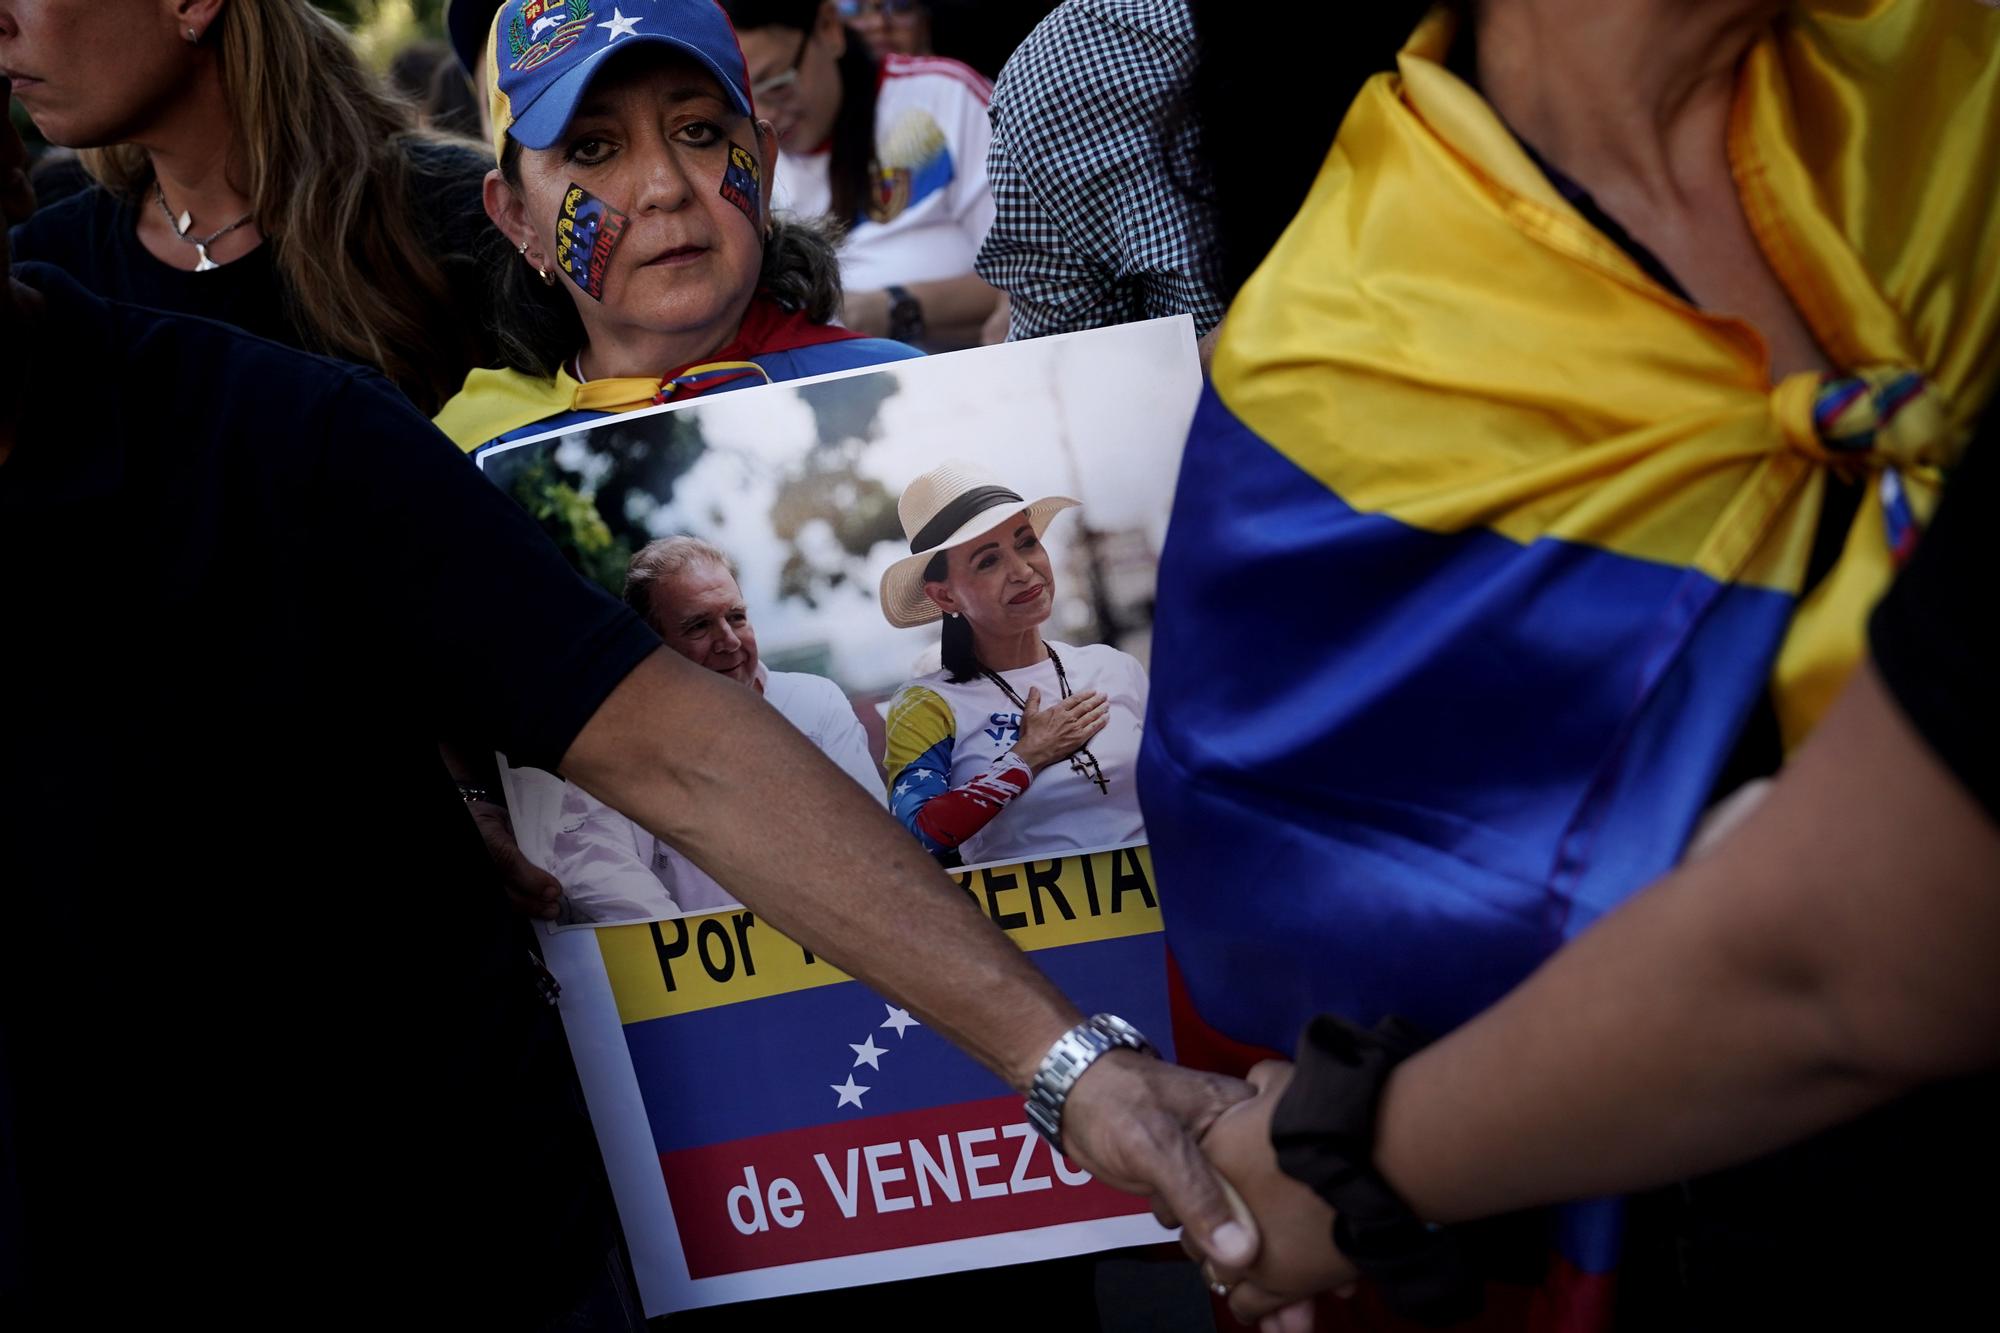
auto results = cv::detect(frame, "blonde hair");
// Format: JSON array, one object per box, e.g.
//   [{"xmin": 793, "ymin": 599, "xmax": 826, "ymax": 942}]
[{"xmin": 80, "ymin": 0, "xmax": 485, "ymax": 413}]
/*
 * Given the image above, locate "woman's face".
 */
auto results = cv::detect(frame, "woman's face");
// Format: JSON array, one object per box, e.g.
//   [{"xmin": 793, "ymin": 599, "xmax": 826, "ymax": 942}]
[
  {"xmin": 489, "ymin": 51, "xmax": 776, "ymax": 362},
  {"xmin": 840, "ymin": 0, "xmax": 930, "ymax": 59},
  {"xmin": 0, "ymin": 0, "xmax": 213, "ymax": 147},
  {"xmin": 736, "ymin": 4, "xmax": 845, "ymax": 154},
  {"xmin": 924, "ymin": 512, "xmax": 1056, "ymax": 637}
]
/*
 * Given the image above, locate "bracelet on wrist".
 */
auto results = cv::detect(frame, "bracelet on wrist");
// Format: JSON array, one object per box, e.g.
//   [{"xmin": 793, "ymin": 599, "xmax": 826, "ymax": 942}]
[
  {"xmin": 885, "ymin": 284, "xmax": 925, "ymax": 344},
  {"xmin": 1270, "ymin": 1014, "xmax": 1480, "ymax": 1325},
  {"xmin": 1023, "ymin": 1014, "xmax": 1156, "ymax": 1151}
]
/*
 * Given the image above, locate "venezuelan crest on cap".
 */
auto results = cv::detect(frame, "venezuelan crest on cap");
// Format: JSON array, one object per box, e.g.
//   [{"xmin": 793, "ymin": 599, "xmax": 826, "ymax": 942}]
[{"xmin": 507, "ymin": 0, "xmax": 594, "ymax": 71}]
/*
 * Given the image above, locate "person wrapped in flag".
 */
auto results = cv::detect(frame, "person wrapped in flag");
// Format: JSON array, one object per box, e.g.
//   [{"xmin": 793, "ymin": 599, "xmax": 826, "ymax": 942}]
[
  {"xmin": 1141, "ymin": 0, "xmax": 1997, "ymax": 1325},
  {"xmin": 432, "ymin": 0, "xmax": 922, "ymax": 459},
  {"xmin": 879, "ymin": 462, "xmax": 1148, "ymax": 868}
]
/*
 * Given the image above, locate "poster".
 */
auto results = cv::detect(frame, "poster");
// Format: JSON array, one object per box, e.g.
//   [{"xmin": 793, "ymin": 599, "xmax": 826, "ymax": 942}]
[{"xmin": 480, "ymin": 317, "xmax": 1203, "ymax": 1313}]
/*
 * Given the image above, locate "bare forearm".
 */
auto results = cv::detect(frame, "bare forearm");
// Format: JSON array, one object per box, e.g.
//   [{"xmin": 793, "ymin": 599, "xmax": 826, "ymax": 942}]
[
  {"xmin": 1372, "ymin": 871, "xmax": 1885, "ymax": 1222},
  {"xmin": 845, "ymin": 274, "xmax": 1004, "ymax": 349},
  {"xmin": 1374, "ymin": 664, "xmax": 2000, "ymax": 1223},
  {"xmin": 561, "ymin": 649, "xmax": 1079, "ymax": 1087}
]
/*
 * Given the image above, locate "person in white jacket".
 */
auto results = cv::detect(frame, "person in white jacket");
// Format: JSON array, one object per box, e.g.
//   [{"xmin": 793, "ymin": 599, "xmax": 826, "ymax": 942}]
[{"xmin": 550, "ymin": 535, "xmax": 882, "ymax": 922}]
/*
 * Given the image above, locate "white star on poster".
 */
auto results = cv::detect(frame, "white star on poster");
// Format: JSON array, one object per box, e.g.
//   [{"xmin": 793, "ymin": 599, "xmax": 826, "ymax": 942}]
[
  {"xmin": 849, "ymin": 1035, "xmax": 887, "ymax": 1069},
  {"xmin": 881, "ymin": 1005, "xmax": 920, "ymax": 1038},
  {"xmin": 600, "ymin": 9, "xmax": 641, "ymax": 40},
  {"xmin": 831, "ymin": 1074, "xmax": 870, "ymax": 1109}
]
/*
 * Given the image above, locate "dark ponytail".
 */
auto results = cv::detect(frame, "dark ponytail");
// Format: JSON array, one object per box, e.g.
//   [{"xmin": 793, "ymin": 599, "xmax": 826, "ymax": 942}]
[
  {"xmin": 824, "ymin": 32, "xmax": 881, "ymax": 227},
  {"xmin": 925, "ymin": 550, "xmax": 981, "ymax": 683}
]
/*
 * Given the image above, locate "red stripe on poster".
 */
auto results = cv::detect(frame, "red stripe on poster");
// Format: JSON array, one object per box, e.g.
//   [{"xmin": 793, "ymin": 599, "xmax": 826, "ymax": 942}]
[{"xmin": 663, "ymin": 1095, "xmax": 1147, "ymax": 1277}]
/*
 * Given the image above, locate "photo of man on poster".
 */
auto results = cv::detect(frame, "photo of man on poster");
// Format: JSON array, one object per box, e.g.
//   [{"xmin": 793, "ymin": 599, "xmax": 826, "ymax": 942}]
[{"xmin": 550, "ymin": 535, "xmax": 884, "ymax": 922}]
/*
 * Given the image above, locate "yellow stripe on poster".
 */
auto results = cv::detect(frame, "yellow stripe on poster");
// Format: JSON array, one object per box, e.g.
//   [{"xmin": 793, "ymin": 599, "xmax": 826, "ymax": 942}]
[{"xmin": 599, "ymin": 845, "xmax": 1163, "ymax": 1025}]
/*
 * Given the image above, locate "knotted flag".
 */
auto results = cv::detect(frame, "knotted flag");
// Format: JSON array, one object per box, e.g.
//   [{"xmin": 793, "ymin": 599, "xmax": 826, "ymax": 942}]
[{"xmin": 1142, "ymin": 2, "xmax": 1997, "ymax": 1326}]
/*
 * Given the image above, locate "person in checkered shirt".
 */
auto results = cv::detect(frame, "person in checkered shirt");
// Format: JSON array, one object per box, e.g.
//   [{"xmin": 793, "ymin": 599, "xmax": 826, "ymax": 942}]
[{"xmin": 974, "ymin": 0, "xmax": 1223, "ymax": 344}]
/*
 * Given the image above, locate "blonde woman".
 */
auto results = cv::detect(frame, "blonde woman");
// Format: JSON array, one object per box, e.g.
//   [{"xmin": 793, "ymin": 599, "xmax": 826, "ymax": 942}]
[{"xmin": 4, "ymin": 0, "xmax": 495, "ymax": 413}]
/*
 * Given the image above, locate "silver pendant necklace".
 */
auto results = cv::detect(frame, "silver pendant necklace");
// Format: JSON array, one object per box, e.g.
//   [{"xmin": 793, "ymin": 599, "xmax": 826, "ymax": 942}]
[{"xmin": 153, "ymin": 181, "xmax": 254, "ymax": 272}]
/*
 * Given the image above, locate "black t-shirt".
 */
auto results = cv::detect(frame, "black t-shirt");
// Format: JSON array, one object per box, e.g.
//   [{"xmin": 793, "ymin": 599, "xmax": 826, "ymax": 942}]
[
  {"xmin": 0, "ymin": 266, "xmax": 661, "ymax": 1323},
  {"xmin": 1616, "ymin": 424, "xmax": 1998, "ymax": 1333},
  {"xmin": 7, "ymin": 139, "xmax": 500, "ymax": 411},
  {"xmin": 1871, "ymin": 415, "xmax": 1996, "ymax": 823}
]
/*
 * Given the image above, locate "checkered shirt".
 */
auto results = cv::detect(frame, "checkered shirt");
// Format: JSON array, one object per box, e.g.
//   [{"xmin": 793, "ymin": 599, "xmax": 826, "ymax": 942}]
[{"xmin": 974, "ymin": 0, "xmax": 1225, "ymax": 340}]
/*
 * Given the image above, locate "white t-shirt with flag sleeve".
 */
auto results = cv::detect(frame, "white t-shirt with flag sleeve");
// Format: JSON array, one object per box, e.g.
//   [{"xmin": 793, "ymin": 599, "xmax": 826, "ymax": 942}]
[
  {"xmin": 883, "ymin": 641, "xmax": 1148, "ymax": 869},
  {"xmin": 773, "ymin": 54, "xmax": 997, "ymax": 293}
]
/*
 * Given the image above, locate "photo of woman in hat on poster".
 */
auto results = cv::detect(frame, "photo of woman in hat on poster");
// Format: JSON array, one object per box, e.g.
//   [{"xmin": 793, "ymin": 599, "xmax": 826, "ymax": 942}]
[{"xmin": 878, "ymin": 461, "xmax": 1149, "ymax": 868}]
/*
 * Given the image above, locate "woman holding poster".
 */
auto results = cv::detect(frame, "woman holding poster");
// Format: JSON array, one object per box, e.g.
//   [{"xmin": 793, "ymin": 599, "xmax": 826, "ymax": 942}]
[
  {"xmin": 433, "ymin": 0, "xmax": 922, "ymax": 457},
  {"xmin": 879, "ymin": 462, "xmax": 1148, "ymax": 867}
]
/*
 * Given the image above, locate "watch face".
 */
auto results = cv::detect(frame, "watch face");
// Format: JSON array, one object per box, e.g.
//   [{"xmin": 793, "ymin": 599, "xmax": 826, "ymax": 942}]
[
  {"xmin": 887, "ymin": 288, "xmax": 924, "ymax": 342},
  {"xmin": 1091, "ymin": 1014, "xmax": 1151, "ymax": 1053}
]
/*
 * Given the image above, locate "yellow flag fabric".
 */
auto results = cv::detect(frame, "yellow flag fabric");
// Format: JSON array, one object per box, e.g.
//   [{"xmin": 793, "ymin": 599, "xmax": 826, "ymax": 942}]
[
  {"xmin": 1144, "ymin": 5, "xmax": 1997, "ymax": 1307},
  {"xmin": 1212, "ymin": 0, "xmax": 1997, "ymax": 746}
]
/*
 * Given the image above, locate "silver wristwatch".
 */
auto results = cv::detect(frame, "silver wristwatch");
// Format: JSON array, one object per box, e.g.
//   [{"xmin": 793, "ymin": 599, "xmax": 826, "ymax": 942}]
[{"xmin": 1024, "ymin": 1014, "xmax": 1158, "ymax": 1150}]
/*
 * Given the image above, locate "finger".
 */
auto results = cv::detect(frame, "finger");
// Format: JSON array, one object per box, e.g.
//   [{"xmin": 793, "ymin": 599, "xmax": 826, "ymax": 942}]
[
  {"xmin": 507, "ymin": 883, "xmax": 561, "ymax": 921},
  {"xmin": 1224, "ymin": 1280, "xmax": 1304, "ymax": 1328},
  {"xmin": 1158, "ymin": 1127, "xmax": 1258, "ymax": 1272},
  {"xmin": 1160, "ymin": 1066, "xmax": 1258, "ymax": 1134},
  {"xmin": 1259, "ymin": 1300, "xmax": 1316, "ymax": 1333},
  {"xmin": 507, "ymin": 852, "xmax": 562, "ymax": 901},
  {"xmin": 500, "ymin": 853, "xmax": 563, "ymax": 919},
  {"xmin": 1061, "ymin": 701, "xmax": 1108, "ymax": 733},
  {"xmin": 1246, "ymin": 1060, "xmax": 1289, "ymax": 1092},
  {"xmin": 1023, "ymin": 686, "xmax": 1042, "ymax": 715}
]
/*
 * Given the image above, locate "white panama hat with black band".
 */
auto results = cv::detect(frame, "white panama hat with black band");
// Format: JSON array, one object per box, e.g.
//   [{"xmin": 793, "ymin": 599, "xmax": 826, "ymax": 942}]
[{"xmin": 878, "ymin": 461, "xmax": 1080, "ymax": 629}]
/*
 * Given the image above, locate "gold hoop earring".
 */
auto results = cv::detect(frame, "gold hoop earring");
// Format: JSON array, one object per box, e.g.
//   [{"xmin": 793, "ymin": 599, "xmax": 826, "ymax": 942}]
[{"xmin": 518, "ymin": 241, "xmax": 556, "ymax": 287}]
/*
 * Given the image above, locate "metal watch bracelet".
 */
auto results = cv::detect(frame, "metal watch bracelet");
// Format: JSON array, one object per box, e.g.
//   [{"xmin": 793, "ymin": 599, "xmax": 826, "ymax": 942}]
[{"xmin": 1024, "ymin": 1014, "xmax": 1157, "ymax": 1150}]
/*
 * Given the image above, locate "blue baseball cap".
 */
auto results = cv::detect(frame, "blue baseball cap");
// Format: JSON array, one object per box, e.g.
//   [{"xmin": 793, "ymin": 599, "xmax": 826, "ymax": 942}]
[{"xmin": 486, "ymin": 0, "xmax": 755, "ymax": 161}]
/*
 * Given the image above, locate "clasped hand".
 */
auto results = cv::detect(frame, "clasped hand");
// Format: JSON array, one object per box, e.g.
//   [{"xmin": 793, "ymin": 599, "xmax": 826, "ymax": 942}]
[{"xmin": 1167, "ymin": 1061, "xmax": 1358, "ymax": 1332}]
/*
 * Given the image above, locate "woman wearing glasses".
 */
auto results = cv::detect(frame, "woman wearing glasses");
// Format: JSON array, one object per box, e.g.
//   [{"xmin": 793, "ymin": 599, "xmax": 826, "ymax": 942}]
[
  {"xmin": 835, "ymin": 0, "xmax": 932, "ymax": 59},
  {"xmin": 724, "ymin": 0, "xmax": 1002, "ymax": 350},
  {"xmin": 879, "ymin": 462, "xmax": 1149, "ymax": 868}
]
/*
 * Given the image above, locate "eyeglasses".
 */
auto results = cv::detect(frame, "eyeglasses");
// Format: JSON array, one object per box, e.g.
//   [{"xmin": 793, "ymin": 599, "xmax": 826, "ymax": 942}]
[
  {"xmin": 749, "ymin": 29, "xmax": 813, "ymax": 103},
  {"xmin": 836, "ymin": 0, "xmax": 924, "ymax": 18}
]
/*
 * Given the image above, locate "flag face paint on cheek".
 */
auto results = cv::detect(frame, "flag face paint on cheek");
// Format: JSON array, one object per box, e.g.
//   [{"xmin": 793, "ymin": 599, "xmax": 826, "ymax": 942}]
[
  {"xmin": 720, "ymin": 143, "xmax": 761, "ymax": 228},
  {"xmin": 554, "ymin": 182, "xmax": 631, "ymax": 302}
]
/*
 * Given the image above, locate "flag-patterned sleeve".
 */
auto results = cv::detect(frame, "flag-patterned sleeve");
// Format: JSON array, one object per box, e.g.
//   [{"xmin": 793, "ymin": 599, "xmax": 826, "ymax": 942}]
[{"xmin": 882, "ymin": 684, "xmax": 1033, "ymax": 856}]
